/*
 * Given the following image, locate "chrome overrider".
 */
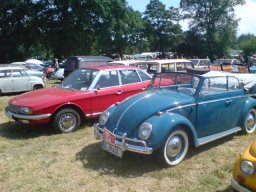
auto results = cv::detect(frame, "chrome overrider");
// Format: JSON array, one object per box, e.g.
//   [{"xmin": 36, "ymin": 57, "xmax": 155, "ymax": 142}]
[
  {"xmin": 231, "ymin": 179, "xmax": 252, "ymax": 192},
  {"xmin": 5, "ymin": 107, "xmax": 52, "ymax": 120},
  {"xmin": 94, "ymin": 123, "xmax": 153, "ymax": 155}
]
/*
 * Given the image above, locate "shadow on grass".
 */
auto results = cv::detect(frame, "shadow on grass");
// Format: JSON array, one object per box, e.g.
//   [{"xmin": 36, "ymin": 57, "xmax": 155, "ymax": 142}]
[
  {"xmin": 76, "ymin": 142, "xmax": 163, "ymax": 177},
  {"xmin": 76, "ymin": 134, "xmax": 236, "ymax": 177},
  {"xmin": 0, "ymin": 121, "xmax": 54, "ymax": 139},
  {"xmin": 187, "ymin": 134, "xmax": 235, "ymax": 159},
  {"xmin": 0, "ymin": 119, "xmax": 97, "ymax": 140},
  {"xmin": 220, "ymin": 186, "xmax": 234, "ymax": 192}
]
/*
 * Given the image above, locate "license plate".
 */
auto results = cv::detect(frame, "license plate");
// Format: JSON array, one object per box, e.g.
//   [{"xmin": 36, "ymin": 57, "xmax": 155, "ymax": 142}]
[
  {"xmin": 102, "ymin": 128, "xmax": 116, "ymax": 144},
  {"xmin": 102, "ymin": 141, "xmax": 123, "ymax": 158}
]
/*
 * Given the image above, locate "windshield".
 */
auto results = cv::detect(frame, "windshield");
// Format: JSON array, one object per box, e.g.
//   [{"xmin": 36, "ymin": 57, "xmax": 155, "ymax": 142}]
[
  {"xmin": 150, "ymin": 73, "xmax": 200, "ymax": 96},
  {"xmin": 61, "ymin": 68, "xmax": 99, "ymax": 90},
  {"xmin": 190, "ymin": 59, "xmax": 199, "ymax": 65}
]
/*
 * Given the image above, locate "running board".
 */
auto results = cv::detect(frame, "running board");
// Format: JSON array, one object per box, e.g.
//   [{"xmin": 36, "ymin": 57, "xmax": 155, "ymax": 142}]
[{"xmin": 197, "ymin": 127, "xmax": 242, "ymax": 146}]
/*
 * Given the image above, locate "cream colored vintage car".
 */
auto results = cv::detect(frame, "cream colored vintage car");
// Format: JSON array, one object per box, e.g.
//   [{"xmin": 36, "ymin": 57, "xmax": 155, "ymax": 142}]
[{"xmin": 0, "ymin": 66, "xmax": 44, "ymax": 95}]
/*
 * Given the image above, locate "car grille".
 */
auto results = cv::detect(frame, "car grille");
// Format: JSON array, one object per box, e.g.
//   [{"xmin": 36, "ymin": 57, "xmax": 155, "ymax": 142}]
[{"xmin": 8, "ymin": 104, "xmax": 20, "ymax": 113}]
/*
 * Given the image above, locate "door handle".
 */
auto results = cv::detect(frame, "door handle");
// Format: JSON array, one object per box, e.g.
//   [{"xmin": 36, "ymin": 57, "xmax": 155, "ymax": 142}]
[
  {"xmin": 116, "ymin": 91, "xmax": 123, "ymax": 95},
  {"xmin": 225, "ymin": 100, "xmax": 232, "ymax": 104}
]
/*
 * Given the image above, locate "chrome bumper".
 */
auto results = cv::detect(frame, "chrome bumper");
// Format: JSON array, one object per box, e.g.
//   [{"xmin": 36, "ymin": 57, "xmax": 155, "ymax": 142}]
[
  {"xmin": 231, "ymin": 179, "xmax": 252, "ymax": 192},
  {"xmin": 94, "ymin": 123, "xmax": 153, "ymax": 155},
  {"xmin": 5, "ymin": 108, "xmax": 52, "ymax": 121}
]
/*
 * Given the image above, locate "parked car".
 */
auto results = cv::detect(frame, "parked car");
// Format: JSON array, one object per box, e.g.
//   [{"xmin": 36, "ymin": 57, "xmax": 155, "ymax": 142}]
[
  {"xmin": 111, "ymin": 59, "xmax": 194, "ymax": 75},
  {"xmin": 231, "ymin": 140, "xmax": 256, "ymax": 191},
  {"xmin": 9, "ymin": 63, "xmax": 45, "ymax": 81},
  {"xmin": 51, "ymin": 68, "xmax": 64, "ymax": 80},
  {"xmin": 63, "ymin": 56, "xmax": 113, "ymax": 77},
  {"xmin": 190, "ymin": 59, "xmax": 211, "ymax": 69},
  {"xmin": 5, "ymin": 65, "xmax": 152, "ymax": 133},
  {"xmin": 94, "ymin": 71, "xmax": 256, "ymax": 166},
  {"xmin": 0, "ymin": 66, "xmax": 44, "ymax": 95},
  {"xmin": 211, "ymin": 59, "xmax": 248, "ymax": 73}
]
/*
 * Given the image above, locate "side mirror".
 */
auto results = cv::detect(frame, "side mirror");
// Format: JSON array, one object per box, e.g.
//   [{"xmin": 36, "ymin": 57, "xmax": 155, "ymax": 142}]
[{"xmin": 96, "ymin": 84, "xmax": 101, "ymax": 90}]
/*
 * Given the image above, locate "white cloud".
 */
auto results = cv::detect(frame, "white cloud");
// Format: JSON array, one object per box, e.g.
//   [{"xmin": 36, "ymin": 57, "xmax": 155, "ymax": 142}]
[{"xmin": 235, "ymin": 0, "xmax": 256, "ymax": 35}]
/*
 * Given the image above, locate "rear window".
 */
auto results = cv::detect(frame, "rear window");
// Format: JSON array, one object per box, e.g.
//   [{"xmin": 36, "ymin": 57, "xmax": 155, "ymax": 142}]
[{"xmin": 66, "ymin": 58, "xmax": 77, "ymax": 70}]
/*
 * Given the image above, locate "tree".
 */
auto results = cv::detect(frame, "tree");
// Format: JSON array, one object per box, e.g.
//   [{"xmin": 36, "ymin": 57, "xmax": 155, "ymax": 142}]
[
  {"xmin": 0, "ymin": 0, "xmax": 43, "ymax": 62},
  {"xmin": 239, "ymin": 37, "xmax": 256, "ymax": 59},
  {"xmin": 143, "ymin": 0, "xmax": 183, "ymax": 56},
  {"xmin": 180, "ymin": 0, "xmax": 245, "ymax": 59},
  {"xmin": 93, "ymin": 0, "xmax": 145, "ymax": 56}
]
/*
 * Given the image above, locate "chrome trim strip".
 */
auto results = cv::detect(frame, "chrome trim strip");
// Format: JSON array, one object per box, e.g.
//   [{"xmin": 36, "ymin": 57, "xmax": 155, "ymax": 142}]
[
  {"xmin": 198, "ymin": 127, "xmax": 241, "ymax": 146},
  {"xmin": 5, "ymin": 110, "xmax": 52, "ymax": 120},
  {"xmin": 167, "ymin": 103, "xmax": 196, "ymax": 113},
  {"xmin": 94, "ymin": 123, "xmax": 153, "ymax": 155},
  {"xmin": 116, "ymin": 93, "xmax": 156, "ymax": 127},
  {"xmin": 198, "ymin": 95, "xmax": 247, "ymax": 105},
  {"xmin": 86, "ymin": 112, "xmax": 102, "ymax": 117},
  {"xmin": 231, "ymin": 179, "xmax": 252, "ymax": 192}
]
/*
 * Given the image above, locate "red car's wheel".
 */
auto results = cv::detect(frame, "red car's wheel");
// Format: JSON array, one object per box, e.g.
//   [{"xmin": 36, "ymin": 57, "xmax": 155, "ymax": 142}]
[{"xmin": 52, "ymin": 108, "xmax": 81, "ymax": 133}]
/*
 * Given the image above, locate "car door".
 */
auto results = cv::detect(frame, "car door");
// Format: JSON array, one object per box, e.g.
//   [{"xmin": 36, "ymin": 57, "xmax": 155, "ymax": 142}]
[
  {"xmin": 11, "ymin": 69, "xmax": 31, "ymax": 92},
  {"xmin": 227, "ymin": 76, "xmax": 247, "ymax": 128},
  {"xmin": 119, "ymin": 69, "xmax": 145, "ymax": 98},
  {"xmin": 196, "ymin": 77, "xmax": 232, "ymax": 138},
  {"xmin": 0, "ymin": 70, "xmax": 13, "ymax": 93},
  {"xmin": 90, "ymin": 70, "xmax": 124, "ymax": 116}
]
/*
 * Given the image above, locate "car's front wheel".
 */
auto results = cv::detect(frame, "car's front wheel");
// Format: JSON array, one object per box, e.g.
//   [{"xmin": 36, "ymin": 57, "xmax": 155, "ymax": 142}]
[
  {"xmin": 52, "ymin": 108, "xmax": 81, "ymax": 133},
  {"xmin": 244, "ymin": 109, "xmax": 256, "ymax": 134},
  {"xmin": 156, "ymin": 129, "xmax": 189, "ymax": 166}
]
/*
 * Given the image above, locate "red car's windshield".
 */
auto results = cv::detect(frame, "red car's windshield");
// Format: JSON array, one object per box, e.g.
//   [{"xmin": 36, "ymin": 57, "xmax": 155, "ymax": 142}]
[{"xmin": 61, "ymin": 68, "xmax": 99, "ymax": 90}]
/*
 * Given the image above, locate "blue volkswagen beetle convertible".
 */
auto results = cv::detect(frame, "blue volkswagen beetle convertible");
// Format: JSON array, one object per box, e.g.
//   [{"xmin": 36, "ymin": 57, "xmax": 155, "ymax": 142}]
[{"xmin": 94, "ymin": 71, "xmax": 256, "ymax": 166}]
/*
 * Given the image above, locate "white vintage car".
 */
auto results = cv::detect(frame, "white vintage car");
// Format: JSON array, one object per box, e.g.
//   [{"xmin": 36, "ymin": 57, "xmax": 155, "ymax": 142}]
[{"xmin": 0, "ymin": 66, "xmax": 45, "ymax": 95}]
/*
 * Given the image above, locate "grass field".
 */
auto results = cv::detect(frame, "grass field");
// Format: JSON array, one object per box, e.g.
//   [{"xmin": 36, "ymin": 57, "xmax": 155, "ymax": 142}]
[{"xmin": 0, "ymin": 81, "xmax": 255, "ymax": 192}]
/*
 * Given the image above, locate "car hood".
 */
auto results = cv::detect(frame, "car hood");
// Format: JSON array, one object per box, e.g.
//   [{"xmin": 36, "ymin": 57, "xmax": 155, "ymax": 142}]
[
  {"xmin": 9, "ymin": 87, "xmax": 88, "ymax": 107},
  {"xmin": 106, "ymin": 89, "xmax": 195, "ymax": 135}
]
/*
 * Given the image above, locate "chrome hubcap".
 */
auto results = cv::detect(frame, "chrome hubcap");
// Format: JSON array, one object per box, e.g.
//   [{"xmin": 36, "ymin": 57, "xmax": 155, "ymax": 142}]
[
  {"xmin": 166, "ymin": 136, "xmax": 182, "ymax": 158},
  {"xmin": 59, "ymin": 113, "xmax": 76, "ymax": 130},
  {"xmin": 246, "ymin": 113, "xmax": 255, "ymax": 131}
]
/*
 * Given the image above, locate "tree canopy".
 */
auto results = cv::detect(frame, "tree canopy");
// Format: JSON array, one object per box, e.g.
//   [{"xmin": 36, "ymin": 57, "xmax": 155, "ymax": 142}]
[
  {"xmin": 180, "ymin": 0, "xmax": 245, "ymax": 59},
  {"xmin": 0, "ymin": 0, "xmax": 253, "ymax": 63}
]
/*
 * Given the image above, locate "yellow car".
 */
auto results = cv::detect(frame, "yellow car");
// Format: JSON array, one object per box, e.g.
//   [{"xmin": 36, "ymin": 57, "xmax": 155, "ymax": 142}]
[{"xmin": 231, "ymin": 140, "xmax": 256, "ymax": 192}]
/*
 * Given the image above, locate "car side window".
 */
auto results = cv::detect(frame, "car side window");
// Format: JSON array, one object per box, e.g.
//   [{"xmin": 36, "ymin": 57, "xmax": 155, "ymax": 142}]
[
  {"xmin": 96, "ymin": 70, "xmax": 119, "ymax": 88},
  {"xmin": 20, "ymin": 70, "xmax": 28, "ymax": 76},
  {"xmin": 199, "ymin": 60, "xmax": 205, "ymax": 66},
  {"xmin": 0, "ymin": 70, "xmax": 11, "ymax": 78},
  {"xmin": 201, "ymin": 77, "xmax": 228, "ymax": 95},
  {"xmin": 228, "ymin": 76, "xmax": 240, "ymax": 90},
  {"xmin": 12, "ymin": 70, "xmax": 23, "ymax": 77},
  {"xmin": 120, "ymin": 69, "xmax": 141, "ymax": 85},
  {"xmin": 137, "ymin": 70, "xmax": 151, "ymax": 81}
]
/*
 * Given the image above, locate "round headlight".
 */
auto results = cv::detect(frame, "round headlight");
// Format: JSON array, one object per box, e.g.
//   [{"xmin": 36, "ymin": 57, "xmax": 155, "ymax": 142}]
[
  {"xmin": 240, "ymin": 160, "xmax": 255, "ymax": 175},
  {"xmin": 138, "ymin": 122, "xmax": 152, "ymax": 140},
  {"xmin": 99, "ymin": 111, "xmax": 109, "ymax": 126},
  {"xmin": 20, "ymin": 107, "xmax": 32, "ymax": 114}
]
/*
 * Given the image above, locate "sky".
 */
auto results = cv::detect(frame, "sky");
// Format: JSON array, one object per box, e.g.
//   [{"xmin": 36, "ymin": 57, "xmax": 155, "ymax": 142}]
[{"xmin": 126, "ymin": 0, "xmax": 256, "ymax": 36}]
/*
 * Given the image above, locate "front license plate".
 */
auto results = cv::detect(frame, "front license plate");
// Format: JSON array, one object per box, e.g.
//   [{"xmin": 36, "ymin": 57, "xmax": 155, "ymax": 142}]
[{"xmin": 102, "ymin": 141, "xmax": 123, "ymax": 158}]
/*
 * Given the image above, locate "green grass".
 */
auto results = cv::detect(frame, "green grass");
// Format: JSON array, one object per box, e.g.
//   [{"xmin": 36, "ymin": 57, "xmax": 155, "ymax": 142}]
[{"xmin": 0, "ymin": 80, "xmax": 255, "ymax": 191}]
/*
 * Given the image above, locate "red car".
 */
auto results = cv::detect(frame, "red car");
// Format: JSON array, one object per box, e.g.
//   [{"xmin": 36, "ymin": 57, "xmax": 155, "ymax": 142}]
[{"xmin": 5, "ymin": 65, "xmax": 151, "ymax": 133}]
